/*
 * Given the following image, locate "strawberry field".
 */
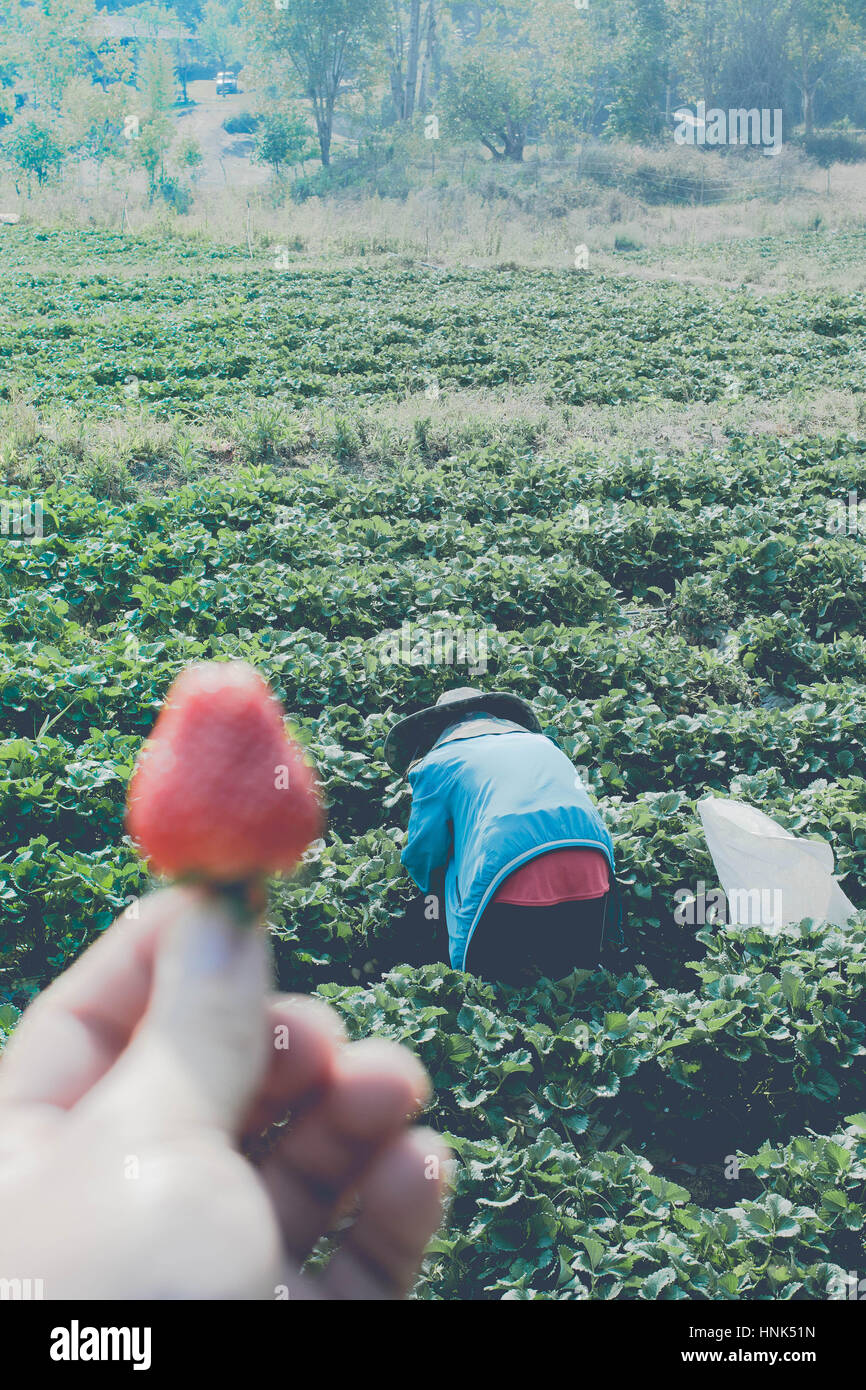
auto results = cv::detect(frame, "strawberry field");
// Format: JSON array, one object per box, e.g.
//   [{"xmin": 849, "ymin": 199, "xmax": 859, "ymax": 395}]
[
  {"xmin": 1, "ymin": 228, "xmax": 866, "ymax": 410},
  {"xmin": 1, "ymin": 230, "xmax": 866, "ymax": 1299}
]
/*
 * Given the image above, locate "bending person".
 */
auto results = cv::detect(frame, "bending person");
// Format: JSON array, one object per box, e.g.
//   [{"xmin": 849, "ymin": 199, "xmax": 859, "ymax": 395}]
[{"xmin": 385, "ymin": 688, "xmax": 620, "ymax": 987}]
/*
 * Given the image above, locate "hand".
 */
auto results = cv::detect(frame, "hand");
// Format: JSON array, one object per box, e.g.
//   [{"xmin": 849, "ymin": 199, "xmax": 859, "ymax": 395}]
[{"xmin": 0, "ymin": 888, "xmax": 449, "ymax": 1299}]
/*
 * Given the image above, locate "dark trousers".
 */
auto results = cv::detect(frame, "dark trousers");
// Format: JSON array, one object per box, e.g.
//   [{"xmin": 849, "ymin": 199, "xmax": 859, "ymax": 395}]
[{"xmin": 465, "ymin": 895, "xmax": 610, "ymax": 986}]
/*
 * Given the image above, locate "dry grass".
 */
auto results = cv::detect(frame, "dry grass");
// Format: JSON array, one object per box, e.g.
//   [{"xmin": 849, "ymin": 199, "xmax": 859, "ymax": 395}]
[
  {"xmin": 3, "ymin": 137, "xmax": 865, "ymax": 290},
  {"xmin": 3, "ymin": 384, "xmax": 863, "ymax": 502}
]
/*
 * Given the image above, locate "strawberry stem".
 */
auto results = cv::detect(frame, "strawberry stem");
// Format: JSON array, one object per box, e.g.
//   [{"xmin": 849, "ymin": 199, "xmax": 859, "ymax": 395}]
[{"xmin": 176, "ymin": 875, "xmax": 268, "ymax": 924}]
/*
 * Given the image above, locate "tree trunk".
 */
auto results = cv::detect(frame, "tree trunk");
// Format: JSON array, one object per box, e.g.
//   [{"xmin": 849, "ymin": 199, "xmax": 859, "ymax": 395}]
[
  {"xmin": 390, "ymin": 65, "xmax": 405, "ymax": 117},
  {"xmin": 316, "ymin": 109, "xmax": 332, "ymax": 166},
  {"xmin": 504, "ymin": 119, "xmax": 525, "ymax": 162},
  {"xmin": 389, "ymin": 3, "xmax": 406, "ymax": 119},
  {"xmin": 480, "ymin": 138, "xmax": 504, "ymax": 160},
  {"xmin": 804, "ymin": 89, "xmax": 814, "ymax": 137},
  {"xmin": 797, "ymin": 26, "xmax": 815, "ymax": 138},
  {"xmin": 431, "ymin": 1, "xmax": 441, "ymax": 97},
  {"xmin": 404, "ymin": 0, "xmax": 422, "ymax": 119},
  {"xmin": 417, "ymin": 1, "xmax": 436, "ymax": 110},
  {"xmin": 802, "ymin": 74, "xmax": 814, "ymax": 137}
]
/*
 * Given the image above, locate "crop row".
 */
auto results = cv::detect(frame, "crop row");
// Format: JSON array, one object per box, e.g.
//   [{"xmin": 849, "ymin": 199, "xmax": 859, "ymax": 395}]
[
  {"xmin": 309, "ymin": 950, "xmax": 866, "ymax": 1297},
  {"xmin": 2, "ymin": 235, "xmax": 865, "ymax": 408},
  {"xmin": 315, "ymin": 928, "xmax": 866, "ymax": 1153},
  {"xmin": 3, "ymin": 729, "xmax": 863, "ymax": 1002},
  {"xmin": 414, "ymin": 1116, "xmax": 866, "ymax": 1299}
]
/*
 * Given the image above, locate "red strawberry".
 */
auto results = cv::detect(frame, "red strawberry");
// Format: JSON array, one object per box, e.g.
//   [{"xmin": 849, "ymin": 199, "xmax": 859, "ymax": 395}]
[{"xmin": 126, "ymin": 662, "xmax": 324, "ymax": 883}]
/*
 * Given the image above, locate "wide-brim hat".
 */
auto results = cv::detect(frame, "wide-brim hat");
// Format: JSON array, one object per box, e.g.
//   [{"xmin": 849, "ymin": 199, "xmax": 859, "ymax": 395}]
[{"xmin": 384, "ymin": 687, "xmax": 542, "ymax": 775}]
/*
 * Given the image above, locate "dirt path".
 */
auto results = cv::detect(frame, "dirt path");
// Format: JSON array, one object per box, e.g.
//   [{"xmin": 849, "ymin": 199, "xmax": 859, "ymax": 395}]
[
  {"xmin": 175, "ymin": 80, "xmax": 268, "ymax": 191},
  {"xmin": 594, "ymin": 260, "xmax": 779, "ymax": 296}
]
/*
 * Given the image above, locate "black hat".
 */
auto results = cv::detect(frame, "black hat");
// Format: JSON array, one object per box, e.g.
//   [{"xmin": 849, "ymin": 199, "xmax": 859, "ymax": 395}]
[{"xmin": 383, "ymin": 687, "xmax": 541, "ymax": 775}]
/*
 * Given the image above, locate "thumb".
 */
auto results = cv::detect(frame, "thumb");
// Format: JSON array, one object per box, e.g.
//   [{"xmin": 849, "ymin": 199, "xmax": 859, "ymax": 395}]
[{"xmin": 99, "ymin": 892, "xmax": 273, "ymax": 1140}]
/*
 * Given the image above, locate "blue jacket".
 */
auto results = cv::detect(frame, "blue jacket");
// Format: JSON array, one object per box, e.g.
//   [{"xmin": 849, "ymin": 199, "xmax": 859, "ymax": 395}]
[{"xmin": 401, "ymin": 726, "xmax": 617, "ymax": 970}]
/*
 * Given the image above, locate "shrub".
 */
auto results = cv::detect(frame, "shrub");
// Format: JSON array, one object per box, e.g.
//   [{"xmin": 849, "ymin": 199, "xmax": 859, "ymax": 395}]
[
  {"xmin": 800, "ymin": 131, "xmax": 866, "ymax": 166},
  {"xmin": 223, "ymin": 111, "xmax": 260, "ymax": 135}
]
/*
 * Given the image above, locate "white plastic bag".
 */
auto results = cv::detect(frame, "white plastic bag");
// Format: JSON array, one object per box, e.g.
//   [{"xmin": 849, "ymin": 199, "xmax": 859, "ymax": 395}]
[{"xmin": 697, "ymin": 796, "xmax": 857, "ymax": 931}]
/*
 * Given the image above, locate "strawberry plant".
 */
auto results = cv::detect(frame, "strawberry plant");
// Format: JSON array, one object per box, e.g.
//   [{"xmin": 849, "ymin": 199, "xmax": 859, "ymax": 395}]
[{"xmin": 0, "ymin": 230, "xmax": 864, "ymax": 1297}]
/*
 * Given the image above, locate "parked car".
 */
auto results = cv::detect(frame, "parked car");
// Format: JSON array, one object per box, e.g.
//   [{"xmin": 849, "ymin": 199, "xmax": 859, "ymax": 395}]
[{"xmin": 216, "ymin": 71, "xmax": 238, "ymax": 96}]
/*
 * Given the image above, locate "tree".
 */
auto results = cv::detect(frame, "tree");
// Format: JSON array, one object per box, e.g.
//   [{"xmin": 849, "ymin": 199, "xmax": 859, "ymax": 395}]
[
  {"xmin": 443, "ymin": 42, "xmax": 535, "ymax": 160},
  {"xmin": 604, "ymin": 0, "xmax": 670, "ymax": 141},
  {"xmin": 0, "ymin": 61, "xmax": 16, "ymax": 130},
  {"xmin": 253, "ymin": 110, "xmax": 315, "ymax": 176},
  {"xmin": 5, "ymin": 120, "xmax": 66, "ymax": 189},
  {"xmin": 440, "ymin": 1, "xmax": 607, "ymax": 159},
  {"xmin": 129, "ymin": 115, "xmax": 173, "ymax": 200},
  {"xmin": 386, "ymin": 1, "xmax": 438, "ymax": 119},
  {"xmin": 449, "ymin": 1, "xmax": 483, "ymax": 40},
  {"xmin": 64, "ymin": 77, "xmax": 132, "ymax": 181},
  {"xmin": 669, "ymin": 0, "xmax": 730, "ymax": 108},
  {"xmin": 138, "ymin": 39, "xmax": 177, "ymax": 116},
  {"xmin": 717, "ymin": 0, "xmax": 789, "ymax": 115},
  {"xmin": 669, "ymin": 0, "xmax": 856, "ymax": 136},
  {"xmin": 5, "ymin": 0, "xmax": 97, "ymax": 112},
  {"xmin": 249, "ymin": 0, "xmax": 387, "ymax": 167},
  {"xmin": 531, "ymin": 0, "xmax": 609, "ymax": 142},
  {"xmin": 786, "ymin": 0, "xmax": 851, "ymax": 134},
  {"xmin": 160, "ymin": 0, "xmax": 205, "ymax": 24},
  {"xmin": 199, "ymin": 0, "xmax": 245, "ymax": 71},
  {"xmin": 416, "ymin": 0, "xmax": 440, "ymax": 111},
  {"xmin": 174, "ymin": 34, "xmax": 194, "ymax": 103}
]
